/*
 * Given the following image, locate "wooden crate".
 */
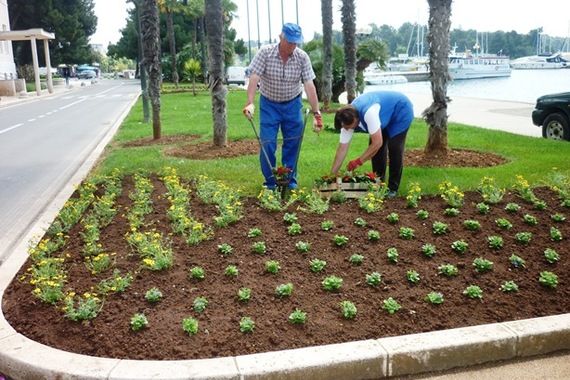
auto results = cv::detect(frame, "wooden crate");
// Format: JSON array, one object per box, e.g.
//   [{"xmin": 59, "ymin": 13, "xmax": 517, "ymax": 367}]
[{"xmin": 318, "ymin": 179, "xmax": 373, "ymax": 199}]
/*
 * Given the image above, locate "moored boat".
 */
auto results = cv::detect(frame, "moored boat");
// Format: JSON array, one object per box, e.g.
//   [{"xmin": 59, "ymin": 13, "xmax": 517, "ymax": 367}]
[
  {"xmin": 448, "ymin": 52, "xmax": 512, "ymax": 80},
  {"xmin": 510, "ymin": 53, "xmax": 568, "ymax": 70}
]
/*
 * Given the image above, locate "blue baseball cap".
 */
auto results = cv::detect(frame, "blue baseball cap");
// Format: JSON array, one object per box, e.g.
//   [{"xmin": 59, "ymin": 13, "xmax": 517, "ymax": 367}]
[{"xmin": 282, "ymin": 23, "xmax": 303, "ymax": 44}]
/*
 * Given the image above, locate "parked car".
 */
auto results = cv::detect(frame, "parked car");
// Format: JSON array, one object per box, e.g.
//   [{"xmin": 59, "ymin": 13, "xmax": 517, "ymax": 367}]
[
  {"xmin": 225, "ymin": 66, "xmax": 247, "ymax": 86},
  {"xmin": 532, "ymin": 92, "xmax": 570, "ymax": 141},
  {"xmin": 77, "ymin": 70, "xmax": 97, "ymax": 79}
]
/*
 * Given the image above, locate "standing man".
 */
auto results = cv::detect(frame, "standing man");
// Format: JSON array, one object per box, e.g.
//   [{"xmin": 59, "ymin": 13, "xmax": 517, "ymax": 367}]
[
  {"xmin": 243, "ymin": 23, "xmax": 323, "ymax": 190},
  {"xmin": 331, "ymin": 91, "xmax": 414, "ymax": 197}
]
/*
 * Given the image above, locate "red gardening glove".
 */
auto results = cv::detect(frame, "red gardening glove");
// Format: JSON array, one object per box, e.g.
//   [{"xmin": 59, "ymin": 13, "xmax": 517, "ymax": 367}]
[{"xmin": 347, "ymin": 158, "xmax": 363, "ymax": 171}]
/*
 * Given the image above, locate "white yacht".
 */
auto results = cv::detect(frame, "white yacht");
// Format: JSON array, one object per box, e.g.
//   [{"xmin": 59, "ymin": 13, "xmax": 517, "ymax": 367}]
[
  {"xmin": 448, "ymin": 52, "xmax": 512, "ymax": 80},
  {"xmin": 510, "ymin": 53, "xmax": 568, "ymax": 69}
]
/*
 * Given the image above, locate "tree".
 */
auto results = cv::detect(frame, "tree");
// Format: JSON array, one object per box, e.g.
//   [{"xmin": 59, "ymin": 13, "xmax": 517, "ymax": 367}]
[
  {"xmin": 141, "ymin": 0, "xmax": 162, "ymax": 140},
  {"xmin": 183, "ymin": 58, "xmax": 201, "ymax": 95},
  {"xmin": 8, "ymin": 0, "xmax": 97, "ymax": 65},
  {"xmin": 423, "ymin": 0, "xmax": 452, "ymax": 158},
  {"xmin": 341, "ymin": 0, "xmax": 357, "ymax": 104},
  {"xmin": 205, "ymin": 0, "xmax": 228, "ymax": 147},
  {"xmin": 320, "ymin": 0, "xmax": 333, "ymax": 111}
]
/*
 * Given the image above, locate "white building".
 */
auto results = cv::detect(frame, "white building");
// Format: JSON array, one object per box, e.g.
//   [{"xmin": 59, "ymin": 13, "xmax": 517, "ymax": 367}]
[{"xmin": 0, "ymin": 0, "xmax": 17, "ymax": 80}]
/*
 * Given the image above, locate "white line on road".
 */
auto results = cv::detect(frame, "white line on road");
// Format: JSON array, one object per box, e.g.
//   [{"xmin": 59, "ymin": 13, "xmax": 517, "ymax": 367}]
[
  {"xmin": 0, "ymin": 123, "xmax": 23, "ymax": 135},
  {"xmin": 95, "ymin": 85, "xmax": 123, "ymax": 97},
  {"xmin": 28, "ymin": 119, "xmax": 36, "ymax": 122},
  {"xmin": 59, "ymin": 97, "xmax": 87, "ymax": 110}
]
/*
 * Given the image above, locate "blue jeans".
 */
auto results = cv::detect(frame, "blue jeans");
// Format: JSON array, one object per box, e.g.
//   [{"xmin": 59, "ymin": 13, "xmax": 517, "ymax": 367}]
[{"xmin": 259, "ymin": 95, "xmax": 303, "ymax": 189}]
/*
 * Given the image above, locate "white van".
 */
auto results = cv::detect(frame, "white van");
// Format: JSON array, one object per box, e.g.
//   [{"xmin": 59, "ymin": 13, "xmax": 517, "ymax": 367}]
[{"xmin": 226, "ymin": 66, "xmax": 247, "ymax": 86}]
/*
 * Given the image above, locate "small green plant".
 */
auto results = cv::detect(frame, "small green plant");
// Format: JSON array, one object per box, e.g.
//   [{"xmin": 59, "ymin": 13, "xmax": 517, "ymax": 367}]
[
  {"xmin": 406, "ymin": 182, "xmax": 422, "ymax": 208},
  {"xmin": 432, "ymin": 221, "xmax": 449, "ymax": 235},
  {"xmin": 145, "ymin": 287, "xmax": 163, "ymax": 303},
  {"xmin": 386, "ymin": 247, "xmax": 399, "ymax": 263},
  {"xmin": 515, "ymin": 231, "xmax": 532, "ymax": 245},
  {"xmin": 193, "ymin": 296, "xmax": 209, "ymax": 313},
  {"xmin": 287, "ymin": 223, "xmax": 302, "ymax": 236},
  {"xmin": 438, "ymin": 263, "xmax": 459, "ymax": 277},
  {"xmin": 382, "ymin": 297, "xmax": 401, "ymax": 314},
  {"xmin": 130, "ymin": 313, "xmax": 148, "ymax": 331},
  {"xmin": 333, "ymin": 234, "xmax": 349, "ymax": 246},
  {"xmin": 224, "ymin": 265, "xmax": 239, "ymax": 277},
  {"xmin": 189, "ymin": 266, "xmax": 205, "ymax": 280},
  {"xmin": 533, "ymin": 200, "xmax": 547, "ymax": 210},
  {"xmin": 463, "ymin": 285, "xmax": 483, "ymax": 299},
  {"xmin": 399, "ymin": 227, "xmax": 415, "ymax": 240},
  {"xmin": 322, "ymin": 275, "xmax": 343, "ymax": 291},
  {"xmin": 329, "ymin": 190, "xmax": 347, "ymax": 204},
  {"xmin": 365, "ymin": 272, "xmax": 382, "ymax": 287},
  {"xmin": 476, "ymin": 202, "xmax": 490, "ymax": 214},
  {"xmin": 309, "ymin": 258, "xmax": 327, "ymax": 272},
  {"xmin": 509, "ymin": 254, "xmax": 526, "ymax": 269},
  {"xmin": 354, "ymin": 217, "xmax": 367, "ymax": 227},
  {"xmin": 416, "ymin": 209, "xmax": 429, "ymax": 220},
  {"xmin": 295, "ymin": 240, "xmax": 311, "ymax": 253},
  {"xmin": 495, "ymin": 218, "xmax": 513, "ymax": 230},
  {"xmin": 501, "ymin": 280, "xmax": 519, "ymax": 293},
  {"xmin": 487, "ymin": 235, "xmax": 504, "ymax": 250},
  {"xmin": 275, "ymin": 283, "xmax": 293, "ymax": 297},
  {"xmin": 367, "ymin": 229, "xmax": 380, "ymax": 241},
  {"xmin": 523, "ymin": 214, "xmax": 538, "ymax": 226},
  {"xmin": 239, "ymin": 316, "xmax": 255, "ymax": 333},
  {"xmin": 265, "ymin": 260, "xmax": 280, "ymax": 274},
  {"xmin": 288, "ymin": 308, "xmax": 307, "ymax": 324},
  {"xmin": 406, "ymin": 269, "xmax": 420, "ymax": 284},
  {"xmin": 438, "ymin": 180, "xmax": 464, "ymax": 208},
  {"xmin": 251, "ymin": 241, "xmax": 267, "ymax": 254},
  {"xmin": 321, "ymin": 220, "xmax": 334, "ymax": 231},
  {"xmin": 544, "ymin": 248, "xmax": 560, "ymax": 264},
  {"xmin": 550, "ymin": 227, "xmax": 563, "ymax": 241},
  {"xmin": 421, "ymin": 243, "xmax": 437, "ymax": 258},
  {"xmin": 504, "ymin": 202, "xmax": 521, "ymax": 213},
  {"xmin": 478, "ymin": 176, "xmax": 505, "ymax": 204},
  {"xmin": 63, "ymin": 293, "xmax": 101, "ymax": 321},
  {"xmin": 217, "ymin": 243, "xmax": 233, "ymax": 255},
  {"xmin": 463, "ymin": 219, "xmax": 481, "ymax": 231},
  {"xmin": 238, "ymin": 287, "xmax": 252, "ymax": 302},
  {"xmin": 247, "ymin": 227, "xmax": 262, "ymax": 238},
  {"xmin": 425, "ymin": 291, "xmax": 444, "ymax": 304},
  {"xmin": 339, "ymin": 300, "xmax": 357, "ymax": 319},
  {"xmin": 349, "ymin": 253, "xmax": 364, "ymax": 265},
  {"xmin": 473, "ymin": 257, "xmax": 494, "ymax": 273},
  {"xmin": 451, "ymin": 240, "xmax": 469, "ymax": 254},
  {"xmin": 551, "ymin": 213, "xmax": 566, "ymax": 222},
  {"xmin": 182, "ymin": 317, "xmax": 199, "ymax": 335},
  {"xmin": 386, "ymin": 213, "xmax": 400, "ymax": 224},
  {"xmin": 538, "ymin": 271, "xmax": 558, "ymax": 288},
  {"xmin": 283, "ymin": 212, "xmax": 298, "ymax": 224},
  {"xmin": 444, "ymin": 208, "xmax": 460, "ymax": 217}
]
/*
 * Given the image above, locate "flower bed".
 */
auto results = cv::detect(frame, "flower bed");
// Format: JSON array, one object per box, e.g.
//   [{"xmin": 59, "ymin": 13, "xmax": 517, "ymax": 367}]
[{"xmin": 2, "ymin": 171, "xmax": 569, "ymax": 360}]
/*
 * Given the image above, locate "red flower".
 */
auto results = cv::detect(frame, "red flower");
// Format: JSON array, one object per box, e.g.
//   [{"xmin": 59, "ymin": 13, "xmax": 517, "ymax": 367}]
[
  {"xmin": 274, "ymin": 166, "xmax": 292, "ymax": 176},
  {"xmin": 365, "ymin": 172, "xmax": 377, "ymax": 181}
]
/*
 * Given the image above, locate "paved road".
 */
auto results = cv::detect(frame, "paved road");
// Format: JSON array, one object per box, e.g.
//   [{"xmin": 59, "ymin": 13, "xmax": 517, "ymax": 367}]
[{"xmin": 0, "ymin": 80, "xmax": 140, "ymax": 262}]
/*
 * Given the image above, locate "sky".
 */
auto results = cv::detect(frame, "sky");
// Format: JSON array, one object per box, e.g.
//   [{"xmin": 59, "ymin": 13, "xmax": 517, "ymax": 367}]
[{"xmin": 89, "ymin": 0, "xmax": 570, "ymax": 48}]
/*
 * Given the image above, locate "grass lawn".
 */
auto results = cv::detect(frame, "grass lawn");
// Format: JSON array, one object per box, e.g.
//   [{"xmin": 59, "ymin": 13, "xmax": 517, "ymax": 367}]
[{"xmin": 95, "ymin": 88, "xmax": 570, "ymax": 196}]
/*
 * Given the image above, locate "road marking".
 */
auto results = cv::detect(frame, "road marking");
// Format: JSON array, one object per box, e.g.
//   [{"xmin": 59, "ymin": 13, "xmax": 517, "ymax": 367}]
[
  {"xmin": 59, "ymin": 97, "xmax": 87, "ymax": 110},
  {"xmin": 95, "ymin": 85, "xmax": 123, "ymax": 96},
  {"xmin": 28, "ymin": 118, "xmax": 36, "ymax": 122},
  {"xmin": 38, "ymin": 115, "xmax": 45, "ymax": 118},
  {"xmin": 0, "ymin": 123, "xmax": 23, "ymax": 135}
]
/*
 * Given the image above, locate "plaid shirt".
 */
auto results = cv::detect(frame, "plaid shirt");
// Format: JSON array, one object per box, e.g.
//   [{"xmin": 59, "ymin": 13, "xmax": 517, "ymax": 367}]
[{"xmin": 248, "ymin": 44, "xmax": 316, "ymax": 102}]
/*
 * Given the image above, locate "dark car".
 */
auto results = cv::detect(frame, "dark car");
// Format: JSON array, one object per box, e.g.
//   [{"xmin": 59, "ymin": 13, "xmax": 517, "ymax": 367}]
[
  {"xmin": 532, "ymin": 92, "xmax": 570, "ymax": 141},
  {"xmin": 77, "ymin": 70, "xmax": 96, "ymax": 79}
]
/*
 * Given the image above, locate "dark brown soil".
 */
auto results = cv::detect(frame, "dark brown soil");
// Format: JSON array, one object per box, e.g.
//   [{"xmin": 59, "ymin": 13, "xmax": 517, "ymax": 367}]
[{"xmin": 2, "ymin": 176, "xmax": 568, "ymax": 360}]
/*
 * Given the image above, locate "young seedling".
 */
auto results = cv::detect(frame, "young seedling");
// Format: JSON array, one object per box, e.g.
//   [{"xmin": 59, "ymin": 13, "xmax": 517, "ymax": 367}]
[
  {"xmin": 330, "ymin": 190, "xmax": 347, "ymax": 204},
  {"xmin": 251, "ymin": 241, "xmax": 267, "ymax": 254},
  {"xmin": 287, "ymin": 223, "xmax": 302, "ymax": 236},
  {"xmin": 463, "ymin": 285, "xmax": 483, "ymax": 299},
  {"xmin": 288, "ymin": 308, "xmax": 307, "ymax": 324},
  {"xmin": 501, "ymin": 280, "xmax": 519, "ymax": 293},
  {"xmin": 366, "ymin": 272, "xmax": 382, "ymax": 287},
  {"xmin": 421, "ymin": 243, "xmax": 437, "ymax": 258},
  {"xmin": 367, "ymin": 229, "xmax": 380, "ymax": 241},
  {"xmin": 487, "ymin": 235, "xmax": 504, "ymax": 250},
  {"xmin": 544, "ymin": 248, "xmax": 560, "ymax": 264},
  {"xmin": 539, "ymin": 271, "xmax": 558, "ymax": 288},
  {"xmin": 189, "ymin": 266, "xmax": 205, "ymax": 280},
  {"xmin": 283, "ymin": 212, "xmax": 298, "ymax": 224},
  {"xmin": 416, "ymin": 209, "xmax": 429, "ymax": 220},
  {"xmin": 438, "ymin": 264, "xmax": 459, "ymax": 277},
  {"xmin": 265, "ymin": 260, "xmax": 280, "ymax": 274},
  {"xmin": 339, "ymin": 300, "xmax": 357, "ymax": 319},
  {"xmin": 473, "ymin": 257, "xmax": 494, "ymax": 273},
  {"xmin": 247, "ymin": 227, "xmax": 262, "ymax": 238},
  {"xmin": 295, "ymin": 241, "xmax": 311, "ymax": 253},
  {"xmin": 217, "ymin": 243, "xmax": 233, "ymax": 255},
  {"xmin": 275, "ymin": 283, "xmax": 293, "ymax": 298},
  {"xmin": 504, "ymin": 202, "xmax": 521, "ymax": 213},
  {"xmin": 515, "ymin": 232, "xmax": 532, "ymax": 245},
  {"xmin": 322, "ymin": 276, "xmax": 343, "ymax": 291},
  {"xmin": 476, "ymin": 202, "xmax": 490, "ymax": 214},
  {"xmin": 551, "ymin": 213, "xmax": 566, "ymax": 222},
  {"xmin": 550, "ymin": 227, "xmax": 563, "ymax": 241},
  {"xmin": 238, "ymin": 287, "xmax": 252, "ymax": 302},
  {"xmin": 145, "ymin": 287, "xmax": 163, "ymax": 303},
  {"xmin": 193, "ymin": 296, "xmax": 208, "ymax": 313},
  {"xmin": 309, "ymin": 258, "xmax": 327, "ymax": 273},
  {"xmin": 406, "ymin": 269, "xmax": 420, "ymax": 284},
  {"xmin": 333, "ymin": 234, "xmax": 349, "ymax": 247},
  {"xmin": 386, "ymin": 212, "xmax": 399, "ymax": 224},
  {"xmin": 495, "ymin": 218, "xmax": 513, "ymax": 230},
  {"xmin": 432, "ymin": 221, "xmax": 449, "ymax": 235},
  {"xmin": 451, "ymin": 240, "xmax": 469, "ymax": 254},
  {"xmin": 182, "ymin": 317, "xmax": 199, "ymax": 335},
  {"xmin": 349, "ymin": 253, "xmax": 364, "ymax": 265},
  {"xmin": 399, "ymin": 227, "xmax": 415, "ymax": 240},
  {"xmin": 463, "ymin": 219, "xmax": 481, "ymax": 231},
  {"xmin": 523, "ymin": 214, "xmax": 538, "ymax": 226},
  {"xmin": 509, "ymin": 254, "xmax": 526, "ymax": 269},
  {"xmin": 321, "ymin": 220, "xmax": 334, "ymax": 231},
  {"xmin": 382, "ymin": 297, "xmax": 401, "ymax": 314},
  {"xmin": 386, "ymin": 247, "xmax": 399, "ymax": 263},
  {"xmin": 239, "ymin": 316, "xmax": 255, "ymax": 333},
  {"xmin": 354, "ymin": 217, "xmax": 367, "ymax": 227},
  {"xmin": 444, "ymin": 208, "xmax": 460, "ymax": 216},
  {"xmin": 224, "ymin": 265, "xmax": 239, "ymax": 277},
  {"xmin": 534, "ymin": 200, "xmax": 547, "ymax": 210},
  {"xmin": 130, "ymin": 313, "xmax": 148, "ymax": 331},
  {"xmin": 425, "ymin": 292, "xmax": 444, "ymax": 304}
]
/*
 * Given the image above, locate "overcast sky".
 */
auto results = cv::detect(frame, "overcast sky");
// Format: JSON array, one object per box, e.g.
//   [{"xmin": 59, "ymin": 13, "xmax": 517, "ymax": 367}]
[{"xmin": 90, "ymin": 0, "xmax": 570, "ymax": 48}]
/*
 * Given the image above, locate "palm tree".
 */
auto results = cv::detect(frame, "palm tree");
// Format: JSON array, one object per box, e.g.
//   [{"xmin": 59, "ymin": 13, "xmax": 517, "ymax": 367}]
[
  {"xmin": 205, "ymin": 0, "xmax": 228, "ymax": 147},
  {"xmin": 157, "ymin": 0, "xmax": 182, "ymax": 87},
  {"xmin": 341, "ymin": 0, "xmax": 357, "ymax": 103},
  {"xmin": 423, "ymin": 0, "xmax": 452, "ymax": 157},
  {"xmin": 321, "ymin": 0, "xmax": 333, "ymax": 111},
  {"xmin": 141, "ymin": 0, "xmax": 162, "ymax": 139},
  {"xmin": 129, "ymin": 0, "xmax": 150, "ymax": 123}
]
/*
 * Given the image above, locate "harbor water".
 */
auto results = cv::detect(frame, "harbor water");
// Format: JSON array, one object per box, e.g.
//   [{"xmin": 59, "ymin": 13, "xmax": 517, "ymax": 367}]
[{"xmin": 365, "ymin": 69, "xmax": 570, "ymax": 104}]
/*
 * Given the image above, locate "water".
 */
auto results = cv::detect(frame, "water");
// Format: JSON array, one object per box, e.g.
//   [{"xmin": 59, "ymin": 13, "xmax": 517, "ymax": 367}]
[{"xmin": 365, "ymin": 69, "xmax": 570, "ymax": 103}]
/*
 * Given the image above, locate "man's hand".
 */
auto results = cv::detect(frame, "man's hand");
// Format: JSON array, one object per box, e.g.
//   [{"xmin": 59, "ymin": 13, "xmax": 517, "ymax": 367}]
[
  {"xmin": 243, "ymin": 103, "xmax": 255, "ymax": 120},
  {"xmin": 347, "ymin": 158, "xmax": 363, "ymax": 171},
  {"xmin": 312, "ymin": 111, "xmax": 323, "ymax": 133}
]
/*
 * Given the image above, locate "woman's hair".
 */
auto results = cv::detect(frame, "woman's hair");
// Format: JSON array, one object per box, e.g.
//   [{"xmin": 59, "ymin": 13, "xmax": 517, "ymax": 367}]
[{"xmin": 334, "ymin": 106, "xmax": 359, "ymax": 131}]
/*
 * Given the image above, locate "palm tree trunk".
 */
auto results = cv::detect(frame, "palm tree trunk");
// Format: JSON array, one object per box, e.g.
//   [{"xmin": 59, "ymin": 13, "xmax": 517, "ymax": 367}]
[
  {"xmin": 321, "ymin": 0, "xmax": 333, "ymax": 111},
  {"xmin": 166, "ymin": 10, "xmax": 179, "ymax": 87},
  {"xmin": 205, "ymin": 0, "xmax": 228, "ymax": 147},
  {"xmin": 423, "ymin": 0, "xmax": 452, "ymax": 157},
  {"xmin": 141, "ymin": 0, "xmax": 162, "ymax": 140},
  {"xmin": 341, "ymin": 0, "xmax": 357, "ymax": 104},
  {"xmin": 135, "ymin": 1, "xmax": 150, "ymax": 123}
]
